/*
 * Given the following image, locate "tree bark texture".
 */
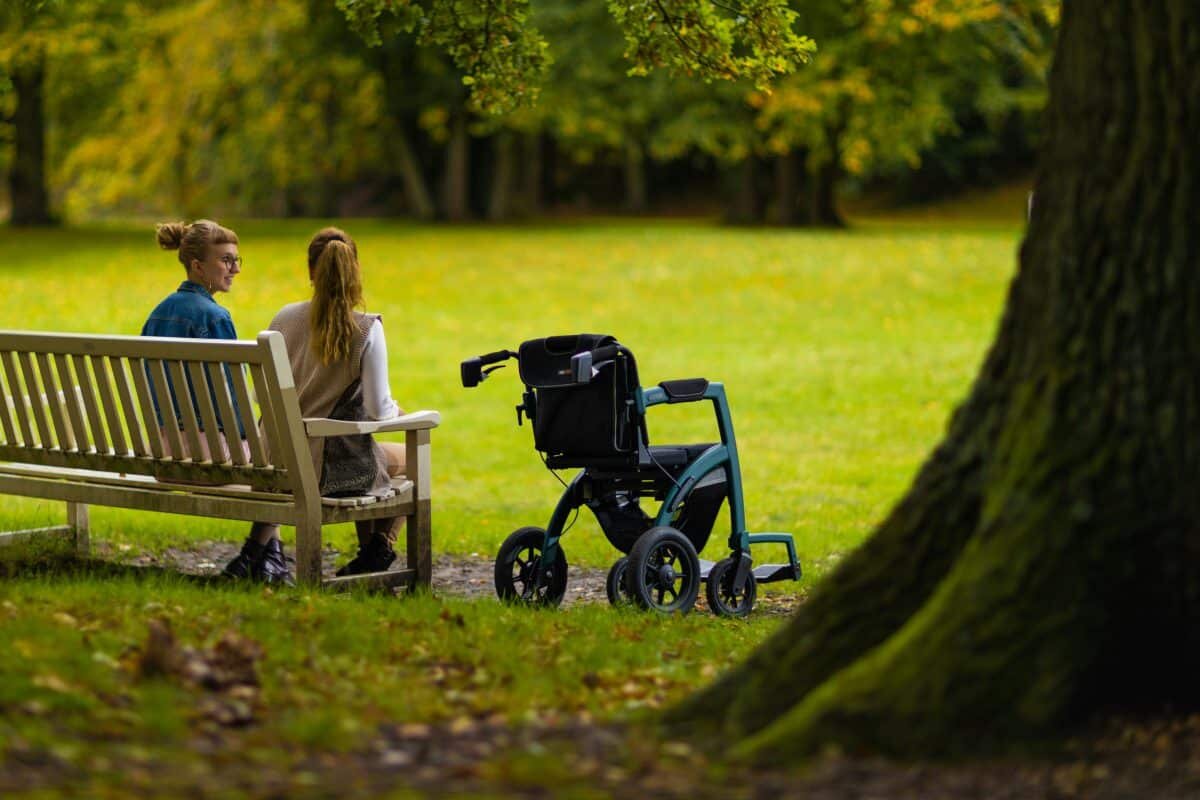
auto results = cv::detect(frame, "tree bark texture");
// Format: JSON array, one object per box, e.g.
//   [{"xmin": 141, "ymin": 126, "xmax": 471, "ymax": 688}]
[
  {"xmin": 487, "ymin": 132, "xmax": 516, "ymax": 221},
  {"xmin": 773, "ymin": 150, "xmax": 808, "ymax": 226},
  {"xmin": 8, "ymin": 49, "xmax": 54, "ymax": 226},
  {"xmin": 668, "ymin": 0, "xmax": 1200, "ymax": 759},
  {"xmin": 726, "ymin": 156, "xmax": 765, "ymax": 224},
  {"xmin": 623, "ymin": 139, "xmax": 648, "ymax": 214},
  {"xmin": 440, "ymin": 113, "xmax": 471, "ymax": 221},
  {"xmin": 810, "ymin": 126, "xmax": 845, "ymax": 228}
]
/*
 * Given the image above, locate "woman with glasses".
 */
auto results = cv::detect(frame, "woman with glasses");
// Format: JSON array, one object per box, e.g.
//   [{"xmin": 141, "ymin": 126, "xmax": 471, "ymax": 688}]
[{"xmin": 142, "ymin": 220, "xmax": 292, "ymax": 585}]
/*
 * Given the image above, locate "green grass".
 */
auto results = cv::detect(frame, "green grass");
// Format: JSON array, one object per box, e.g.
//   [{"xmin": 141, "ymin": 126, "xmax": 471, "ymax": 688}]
[
  {"xmin": 0, "ymin": 217, "xmax": 1020, "ymax": 578},
  {"xmin": 0, "ymin": 212, "xmax": 1024, "ymax": 795}
]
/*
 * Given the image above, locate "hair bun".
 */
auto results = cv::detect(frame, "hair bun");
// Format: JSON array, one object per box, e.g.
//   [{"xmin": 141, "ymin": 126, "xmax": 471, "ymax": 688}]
[{"xmin": 155, "ymin": 222, "xmax": 187, "ymax": 251}]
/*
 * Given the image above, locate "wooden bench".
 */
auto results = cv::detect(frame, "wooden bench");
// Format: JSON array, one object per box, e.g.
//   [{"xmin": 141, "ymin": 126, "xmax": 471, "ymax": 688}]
[{"xmin": 0, "ymin": 329, "xmax": 438, "ymax": 589}]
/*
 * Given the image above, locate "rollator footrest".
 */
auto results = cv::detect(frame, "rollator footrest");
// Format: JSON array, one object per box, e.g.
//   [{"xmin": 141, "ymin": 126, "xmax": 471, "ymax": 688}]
[{"xmin": 753, "ymin": 563, "xmax": 801, "ymax": 584}]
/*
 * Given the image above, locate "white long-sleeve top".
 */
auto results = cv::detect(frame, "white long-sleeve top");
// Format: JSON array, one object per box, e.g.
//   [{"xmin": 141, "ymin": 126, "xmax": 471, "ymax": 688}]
[{"xmin": 360, "ymin": 319, "xmax": 401, "ymax": 420}]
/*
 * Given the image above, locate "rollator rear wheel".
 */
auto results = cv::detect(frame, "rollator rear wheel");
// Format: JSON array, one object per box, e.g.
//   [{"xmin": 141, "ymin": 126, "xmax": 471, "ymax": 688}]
[
  {"xmin": 495, "ymin": 526, "xmax": 568, "ymax": 607},
  {"xmin": 624, "ymin": 526, "xmax": 700, "ymax": 614},
  {"xmin": 705, "ymin": 557, "xmax": 757, "ymax": 618},
  {"xmin": 605, "ymin": 557, "xmax": 633, "ymax": 606}
]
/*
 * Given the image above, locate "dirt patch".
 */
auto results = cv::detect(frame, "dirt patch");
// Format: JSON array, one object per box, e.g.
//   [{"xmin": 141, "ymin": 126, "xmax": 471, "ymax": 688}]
[{"xmin": 92, "ymin": 540, "xmax": 802, "ymax": 614}]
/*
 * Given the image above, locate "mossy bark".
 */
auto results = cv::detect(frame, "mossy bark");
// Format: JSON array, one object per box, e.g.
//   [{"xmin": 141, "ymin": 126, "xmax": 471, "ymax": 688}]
[{"xmin": 668, "ymin": 0, "xmax": 1200, "ymax": 759}]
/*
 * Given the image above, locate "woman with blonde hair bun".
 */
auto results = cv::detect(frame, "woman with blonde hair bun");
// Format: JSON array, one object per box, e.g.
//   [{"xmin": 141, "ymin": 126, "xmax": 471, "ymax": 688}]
[
  {"xmin": 142, "ymin": 219, "xmax": 292, "ymax": 584},
  {"xmin": 259, "ymin": 227, "xmax": 407, "ymax": 576}
]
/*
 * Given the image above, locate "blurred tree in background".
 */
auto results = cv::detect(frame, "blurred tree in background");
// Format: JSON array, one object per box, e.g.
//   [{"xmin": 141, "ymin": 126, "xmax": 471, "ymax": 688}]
[{"xmin": 0, "ymin": 0, "xmax": 1057, "ymax": 225}]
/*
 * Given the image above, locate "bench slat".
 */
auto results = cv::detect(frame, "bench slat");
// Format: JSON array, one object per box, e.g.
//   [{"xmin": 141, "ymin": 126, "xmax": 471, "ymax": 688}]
[
  {"xmin": 0, "ymin": 444, "xmax": 293, "ymax": 491},
  {"xmin": 0, "ymin": 356, "xmax": 19, "ymax": 446},
  {"xmin": 147, "ymin": 359, "xmax": 185, "ymax": 460},
  {"xmin": 93, "ymin": 356, "xmax": 130, "ymax": 456},
  {"xmin": 187, "ymin": 361, "xmax": 227, "ymax": 464},
  {"xmin": 0, "ymin": 330, "xmax": 268, "ymax": 363},
  {"xmin": 206, "ymin": 362, "xmax": 249, "ymax": 466},
  {"xmin": 166, "ymin": 360, "xmax": 205, "ymax": 462},
  {"xmin": 127, "ymin": 358, "xmax": 164, "ymax": 459},
  {"xmin": 36, "ymin": 355, "xmax": 76, "ymax": 450},
  {"xmin": 248, "ymin": 363, "xmax": 283, "ymax": 467},
  {"xmin": 56, "ymin": 355, "xmax": 92, "ymax": 453},
  {"xmin": 2, "ymin": 352, "xmax": 34, "ymax": 446},
  {"xmin": 18, "ymin": 352, "xmax": 54, "ymax": 448},
  {"xmin": 72, "ymin": 355, "xmax": 110, "ymax": 454},
  {"xmin": 228, "ymin": 363, "xmax": 267, "ymax": 467}
]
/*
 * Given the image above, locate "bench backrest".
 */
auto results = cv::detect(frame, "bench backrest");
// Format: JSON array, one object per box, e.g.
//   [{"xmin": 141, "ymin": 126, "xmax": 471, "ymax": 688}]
[{"xmin": 0, "ymin": 330, "xmax": 310, "ymax": 493}]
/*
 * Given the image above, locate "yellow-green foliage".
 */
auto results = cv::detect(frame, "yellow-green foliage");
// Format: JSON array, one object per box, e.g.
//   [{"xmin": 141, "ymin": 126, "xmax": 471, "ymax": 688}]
[{"xmin": 0, "ymin": 217, "xmax": 1020, "ymax": 579}]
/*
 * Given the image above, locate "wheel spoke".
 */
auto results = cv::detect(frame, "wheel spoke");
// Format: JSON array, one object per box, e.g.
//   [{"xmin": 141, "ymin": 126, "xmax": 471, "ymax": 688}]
[{"xmin": 656, "ymin": 586, "xmax": 666, "ymax": 606}]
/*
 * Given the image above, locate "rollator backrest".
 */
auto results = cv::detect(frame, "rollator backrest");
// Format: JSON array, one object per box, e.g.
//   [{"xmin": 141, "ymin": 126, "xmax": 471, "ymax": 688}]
[{"xmin": 518, "ymin": 334, "xmax": 642, "ymax": 461}]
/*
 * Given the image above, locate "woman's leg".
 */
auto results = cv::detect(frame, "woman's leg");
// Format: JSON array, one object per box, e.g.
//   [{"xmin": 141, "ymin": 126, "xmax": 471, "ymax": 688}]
[{"xmin": 378, "ymin": 441, "xmax": 406, "ymax": 477}]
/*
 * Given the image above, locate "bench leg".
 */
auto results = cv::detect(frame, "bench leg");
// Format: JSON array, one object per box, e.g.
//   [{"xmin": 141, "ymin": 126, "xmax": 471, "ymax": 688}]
[
  {"xmin": 408, "ymin": 500, "xmax": 432, "ymax": 589},
  {"xmin": 406, "ymin": 428, "xmax": 432, "ymax": 589},
  {"xmin": 295, "ymin": 518, "xmax": 322, "ymax": 586},
  {"xmin": 67, "ymin": 502, "xmax": 89, "ymax": 558}
]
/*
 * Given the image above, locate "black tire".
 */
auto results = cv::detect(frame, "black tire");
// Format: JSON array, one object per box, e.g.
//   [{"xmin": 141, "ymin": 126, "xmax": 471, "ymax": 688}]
[
  {"xmin": 494, "ymin": 526, "xmax": 567, "ymax": 607},
  {"xmin": 624, "ymin": 526, "xmax": 700, "ymax": 614},
  {"xmin": 705, "ymin": 557, "xmax": 757, "ymax": 618},
  {"xmin": 605, "ymin": 557, "xmax": 632, "ymax": 606}
]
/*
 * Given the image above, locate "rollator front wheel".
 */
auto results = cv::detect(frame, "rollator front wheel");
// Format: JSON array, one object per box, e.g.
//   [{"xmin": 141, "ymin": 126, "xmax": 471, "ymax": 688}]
[
  {"xmin": 624, "ymin": 526, "xmax": 700, "ymax": 614},
  {"xmin": 705, "ymin": 557, "xmax": 757, "ymax": 618},
  {"xmin": 605, "ymin": 557, "xmax": 633, "ymax": 606},
  {"xmin": 494, "ymin": 526, "xmax": 568, "ymax": 607}
]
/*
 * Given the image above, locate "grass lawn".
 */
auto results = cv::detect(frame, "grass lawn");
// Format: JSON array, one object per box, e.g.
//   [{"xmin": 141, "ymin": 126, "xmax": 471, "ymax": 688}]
[
  {"xmin": 0, "ymin": 216, "xmax": 1020, "ymax": 575},
  {"xmin": 0, "ymin": 212, "xmax": 1024, "ymax": 796}
]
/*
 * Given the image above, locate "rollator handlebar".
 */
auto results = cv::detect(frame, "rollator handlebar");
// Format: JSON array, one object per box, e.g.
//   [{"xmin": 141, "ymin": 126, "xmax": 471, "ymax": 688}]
[
  {"xmin": 570, "ymin": 344, "xmax": 622, "ymax": 384},
  {"xmin": 461, "ymin": 349, "xmax": 518, "ymax": 388}
]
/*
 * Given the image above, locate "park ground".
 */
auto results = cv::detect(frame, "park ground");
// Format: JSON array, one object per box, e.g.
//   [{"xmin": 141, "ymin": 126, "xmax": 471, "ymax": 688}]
[{"xmin": 3, "ymin": 189, "xmax": 1199, "ymax": 797}]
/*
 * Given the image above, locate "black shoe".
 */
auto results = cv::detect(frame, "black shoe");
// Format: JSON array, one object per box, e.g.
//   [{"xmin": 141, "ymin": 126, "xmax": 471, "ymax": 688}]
[
  {"xmin": 335, "ymin": 537, "xmax": 396, "ymax": 577},
  {"xmin": 257, "ymin": 538, "xmax": 295, "ymax": 586},
  {"xmin": 223, "ymin": 537, "xmax": 265, "ymax": 579}
]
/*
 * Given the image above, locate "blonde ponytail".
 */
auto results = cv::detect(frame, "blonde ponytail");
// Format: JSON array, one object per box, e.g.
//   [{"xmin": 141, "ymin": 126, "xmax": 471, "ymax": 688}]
[{"xmin": 310, "ymin": 239, "xmax": 363, "ymax": 364}]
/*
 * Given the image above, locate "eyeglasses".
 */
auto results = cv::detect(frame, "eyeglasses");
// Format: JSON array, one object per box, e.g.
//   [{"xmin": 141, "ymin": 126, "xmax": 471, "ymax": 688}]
[{"xmin": 218, "ymin": 255, "xmax": 242, "ymax": 268}]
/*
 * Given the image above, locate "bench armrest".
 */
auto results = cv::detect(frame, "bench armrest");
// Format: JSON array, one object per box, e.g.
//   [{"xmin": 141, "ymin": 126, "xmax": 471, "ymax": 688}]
[{"xmin": 303, "ymin": 410, "xmax": 441, "ymax": 439}]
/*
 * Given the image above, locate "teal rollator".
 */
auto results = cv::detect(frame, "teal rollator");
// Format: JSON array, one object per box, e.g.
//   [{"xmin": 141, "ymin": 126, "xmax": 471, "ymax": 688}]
[{"xmin": 461, "ymin": 334, "xmax": 801, "ymax": 616}]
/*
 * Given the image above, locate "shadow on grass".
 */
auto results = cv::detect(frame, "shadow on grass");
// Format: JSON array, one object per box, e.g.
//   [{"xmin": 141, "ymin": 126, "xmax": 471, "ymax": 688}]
[{"xmin": 0, "ymin": 551, "xmax": 232, "ymax": 589}]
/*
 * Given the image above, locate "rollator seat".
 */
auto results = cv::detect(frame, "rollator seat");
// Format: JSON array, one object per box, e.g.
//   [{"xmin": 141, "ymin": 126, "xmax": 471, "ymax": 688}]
[{"xmin": 646, "ymin": 443, "xmax": 717, "ymax": 470}]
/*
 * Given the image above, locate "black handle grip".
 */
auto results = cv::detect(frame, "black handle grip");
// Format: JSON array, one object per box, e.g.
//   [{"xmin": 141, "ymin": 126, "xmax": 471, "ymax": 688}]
[{"xmin": 461, "ymin": 349, "xmax": 516, "ymax": 388}]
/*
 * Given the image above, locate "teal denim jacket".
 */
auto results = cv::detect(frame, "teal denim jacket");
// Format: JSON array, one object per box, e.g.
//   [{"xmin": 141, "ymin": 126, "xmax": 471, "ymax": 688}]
[{"xmin": 141, "ymin": 281, "xmax": 245, "ymax": 436}]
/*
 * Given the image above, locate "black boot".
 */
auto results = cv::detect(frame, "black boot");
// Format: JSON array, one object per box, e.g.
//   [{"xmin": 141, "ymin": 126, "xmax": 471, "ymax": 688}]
[
  {"xmin": 335, "ymin": 535, "xmax": 396, "ymax": 577},
  {"xmin": 223, "ymin": 537, "xmax": 265, "ymax": 579},
  {"xmin": 257, "ymin": 538, "xmax": 295, "ymax": 586}
]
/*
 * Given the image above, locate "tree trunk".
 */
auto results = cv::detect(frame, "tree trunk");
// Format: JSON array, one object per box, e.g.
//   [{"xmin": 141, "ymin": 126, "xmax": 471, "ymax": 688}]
[
  {"xmin": 8, "ymin": 48, "xmax": 54, "ymax": 226},
  {"xmin": 393, "ymin": 124, "xmax": 435, "ymax": 221},
  {"xmin": 772, "ymin": 150, "xmax": 808, "ymax": 226},
  {"xmin": 440, "ymin": 112, "xmax": 471, "ymax": 222},
  {"xmin": 487, "ymin": 132, "xmax": 516, "ymax": 221},
  {"xmin": 810, "ymin": 127, "xmax": 845, "ymax": 228},
  {"xmin": 725, "ymin": 156, "xmax": 764, "ymax": 224},
  {"xmin": 623, "ymin": 139, "xmax": 648, "ymax": 214},
  {"xmin": 668, "ymin": 0, "xmax": 1200, "ymax": 759},
  {"xmin": 519, "ymin": 132, "xmax": 543, "ymax": 217}
]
